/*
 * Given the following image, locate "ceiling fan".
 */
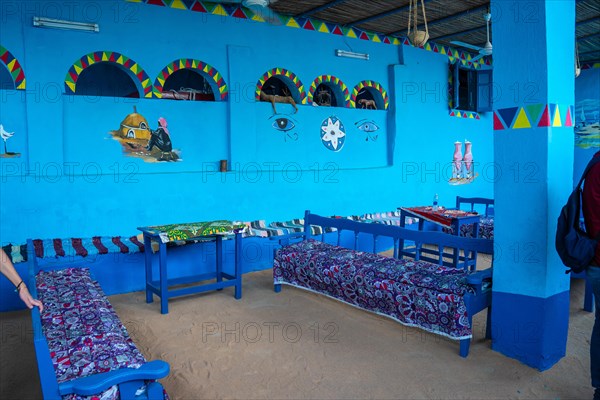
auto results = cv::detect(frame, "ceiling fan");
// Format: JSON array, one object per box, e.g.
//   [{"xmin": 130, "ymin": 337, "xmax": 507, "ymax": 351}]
[{"xmin": 451, "ymin": 12, "xmax": 492, "ymax": 62}]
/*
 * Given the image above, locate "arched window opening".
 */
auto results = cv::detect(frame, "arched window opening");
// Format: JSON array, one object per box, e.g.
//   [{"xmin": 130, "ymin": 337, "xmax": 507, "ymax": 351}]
[
  {"xmin": 162, "ymin": 68, "xmax": 215, "ymax": 101},
  {"xmin": 314, "ymin": 84, "xmax": 338, "ymax": 107},
  {"xmin": 355, "ymin": 88, "xmax": 380, "ymax": 110},
  {"xmin": 0, "ymin": 65, "xmax": 13, "ymax": 90},
  {"xmin": 75, "ymin": 63, "xmax": 139, "ymax": 98},
  {"xmin": 261, "ymin": 77, "xmax": 294, "ymax": 99}
]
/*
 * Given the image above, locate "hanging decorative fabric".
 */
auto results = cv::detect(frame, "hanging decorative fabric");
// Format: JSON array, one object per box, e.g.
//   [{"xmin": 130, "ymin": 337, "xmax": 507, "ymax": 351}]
[{"xmin": 407, "ymin": 0, "xmax": 429, "ymax": 47}]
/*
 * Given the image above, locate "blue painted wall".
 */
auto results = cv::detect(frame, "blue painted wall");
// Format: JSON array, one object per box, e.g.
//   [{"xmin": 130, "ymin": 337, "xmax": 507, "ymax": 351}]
[
  {"xmin": 574, "ymin": 67, "xmax": 600, "ymax": 182},
  {"xmin": 0, "ymin": 2, "xmax": 492, "ymax": 247}
]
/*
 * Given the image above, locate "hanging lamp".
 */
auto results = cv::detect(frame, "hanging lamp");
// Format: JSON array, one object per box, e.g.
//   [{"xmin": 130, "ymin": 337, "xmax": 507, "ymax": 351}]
[{"xmin": 407, "ymin": 0, "xmax": 429, "ymax": 47}]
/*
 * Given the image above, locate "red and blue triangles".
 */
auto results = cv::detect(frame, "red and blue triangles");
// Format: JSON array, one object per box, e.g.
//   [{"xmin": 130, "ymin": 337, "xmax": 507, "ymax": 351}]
[
  {"xmin": 564, "ymin": 106, "xmax": 573, "ymax": 127},
  {"xmin": 303, "ymin": 19, "xmax": 315, "ymax": 31},
  {"xmin": 181, "ymin": 0, "xmax": 195, "ymax": 10},
  {"xmin": 15, "ymin": 69, "xmax": 24, "ymax": 82},
  {"xmin": 232, "ymin": 7, "xmax": 247, "ymax": 19},
  {"xmin": 332, "ymin": 25, "xmax": 343, "ymax": 35},
  {"xmin": 497, "ymin": 107, "xmax": 519, "ymax": 129},
  {"xmin": 538, "ymin": 105, "xmax": 551, "ymax": 127},
  {"xmin": 493, "ymin": 112, "xmax": 505, "ymax": 130},
  {"xmin": 191, "ymin": 1, "xmax": 207, "ymax": 12}
]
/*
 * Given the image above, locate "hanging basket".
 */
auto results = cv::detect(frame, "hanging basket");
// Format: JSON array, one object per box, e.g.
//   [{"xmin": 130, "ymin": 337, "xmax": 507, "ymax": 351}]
[
  {"xmin": 407, "ymin": 0, "xmax": 429, "ymax": 48},
  {"xmin": 409, "ymin": 30, "xmax": 429, "ymax": 47}
]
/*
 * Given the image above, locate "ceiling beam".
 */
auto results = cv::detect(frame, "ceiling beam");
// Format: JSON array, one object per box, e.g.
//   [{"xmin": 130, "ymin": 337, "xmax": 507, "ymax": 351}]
[
  {"xmin": 430, "ymin": 25, "xmax": 486, "ymax": 41},
  {"xmin": 578, "ymin": 31, "xmax": 600, "ymax": 41},
  {"xmin": 576, "ymin": 16, "xmax": 600, "ymax": 26},
  {"xmin": 348, "ymin": 0, "xmax": 434, "ymax": 26},
  {"xmin": 387, "ymin": 4, "xmax": 488, "ymax": 37},
  {"xmin": 297, "ymin": 0, "xmax": 349, "ymax": 18},
  {"xmin": 579, "ymin": 50, "xmax": 600, "ymax": 56}
]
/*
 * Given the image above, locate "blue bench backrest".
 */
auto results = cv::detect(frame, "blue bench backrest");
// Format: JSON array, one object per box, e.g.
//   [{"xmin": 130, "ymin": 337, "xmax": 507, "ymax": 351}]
[
  {"xmin": 456, "ymin": 196, "xmax": 494, "ymax": 217},
  {"xmin": 302, "ymin": 210, "xmax": 493, "ymax": 271}
]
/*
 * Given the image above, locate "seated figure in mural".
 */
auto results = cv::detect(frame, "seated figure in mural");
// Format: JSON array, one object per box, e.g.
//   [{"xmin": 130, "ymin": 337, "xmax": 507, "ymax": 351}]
[
  {"xmin": 260, "ymin": 85, "xmax": 298, "ymax": 114},
  {"xmin": 147, "ymin": 117, "xmax": 178, "ymax": 162}
]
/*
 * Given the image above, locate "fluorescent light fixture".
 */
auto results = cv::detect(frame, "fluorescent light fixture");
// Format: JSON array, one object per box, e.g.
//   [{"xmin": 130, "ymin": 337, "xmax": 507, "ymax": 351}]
[
  {"xmin": 335, "ymin": 49, "xmax": 370, "ymax": 60},
  {"xmin": 33, "ymin": 17, "xmax": 99, "ymax": 33}
]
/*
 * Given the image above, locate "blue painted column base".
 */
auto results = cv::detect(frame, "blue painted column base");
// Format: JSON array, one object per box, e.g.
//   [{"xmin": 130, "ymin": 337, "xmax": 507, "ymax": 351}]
[{"xmin": 492, "ymin": 291, "xmax": 570, "ymax": 371}]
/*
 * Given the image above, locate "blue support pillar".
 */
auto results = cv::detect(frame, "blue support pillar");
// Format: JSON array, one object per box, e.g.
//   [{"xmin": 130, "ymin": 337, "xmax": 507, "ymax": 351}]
[{"xmin": 490, "ymin": 0, "xmax": 575, "ymax": 370}]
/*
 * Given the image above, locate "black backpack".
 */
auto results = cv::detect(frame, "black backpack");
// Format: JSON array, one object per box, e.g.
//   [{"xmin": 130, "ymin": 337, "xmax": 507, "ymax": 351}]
[{"xmin": 556, "ymin": 155, "xmax": 600, "ymax": 274}]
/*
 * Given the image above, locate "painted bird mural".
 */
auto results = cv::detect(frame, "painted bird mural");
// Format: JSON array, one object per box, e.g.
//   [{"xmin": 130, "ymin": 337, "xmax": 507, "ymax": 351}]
[{"xmin": 0, "ymin": 124, "xmax": 15, "ymax": 154}]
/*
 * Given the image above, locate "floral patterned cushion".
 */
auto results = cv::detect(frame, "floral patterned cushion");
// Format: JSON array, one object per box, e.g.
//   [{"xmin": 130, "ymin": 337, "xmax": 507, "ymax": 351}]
[
  {"xmin": 36, "ymin": 268, "xmax": 165, "ymax": 400},
  {"xmin": 443, "ymin": 217, "xmax": 494, "ymax": 240},
  {"xmin": 273, "ymin": 240, "xmax": 475, "ymax": 339}
]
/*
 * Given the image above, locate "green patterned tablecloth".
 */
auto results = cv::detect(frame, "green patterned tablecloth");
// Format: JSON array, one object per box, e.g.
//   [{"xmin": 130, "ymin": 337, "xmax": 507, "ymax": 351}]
[{"xmin": 139, "ymin": 220, "xmax": 247, "ymax": 243}]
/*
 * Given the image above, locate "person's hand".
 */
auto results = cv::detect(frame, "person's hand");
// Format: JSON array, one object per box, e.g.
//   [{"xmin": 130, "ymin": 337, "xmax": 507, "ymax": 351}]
[{"xmin": 18, "ymin": 285, "xmax": 43, "ymax": 312}]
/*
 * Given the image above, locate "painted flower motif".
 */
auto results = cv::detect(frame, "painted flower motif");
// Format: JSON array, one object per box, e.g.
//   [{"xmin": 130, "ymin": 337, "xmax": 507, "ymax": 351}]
[{"xmin": 320, "ymin": 116, "xmax": 346, "ymax": 151}]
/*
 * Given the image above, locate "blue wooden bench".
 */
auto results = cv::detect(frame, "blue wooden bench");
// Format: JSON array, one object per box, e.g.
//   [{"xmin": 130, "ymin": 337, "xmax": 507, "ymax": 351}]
[
  {"xmin": 271, "ymin": 210, "xmax": 493, "ymax": 357},
  {"xmin": 27, "ymin": 240, "xmax": 170, "ymax": 399}
]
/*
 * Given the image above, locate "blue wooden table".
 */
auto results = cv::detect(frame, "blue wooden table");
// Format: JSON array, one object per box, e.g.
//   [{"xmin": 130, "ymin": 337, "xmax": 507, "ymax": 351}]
[
  {"xmin": 138, "ymin": 222, "xmax": 244, "ymax": 314},
  {"xmin": 399, "ymin": 206, "xmax": 482, "ymax": 270}
]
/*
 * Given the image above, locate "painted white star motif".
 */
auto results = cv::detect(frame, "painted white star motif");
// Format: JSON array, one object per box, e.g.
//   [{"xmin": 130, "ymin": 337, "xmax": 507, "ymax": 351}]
[{"xmin": 320, "ymin": 117, "xmax": 346, "ymax": 151}]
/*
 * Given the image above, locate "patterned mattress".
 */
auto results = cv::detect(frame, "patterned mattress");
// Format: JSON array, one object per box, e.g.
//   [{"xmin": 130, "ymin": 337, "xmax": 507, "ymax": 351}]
[
  {"xmin": 273, "ymin": 240, "xmax": 475, "ymax": 339},
  {"xmin": 36, "ymin": 268, "xmax": 167, "ymax": 400}
]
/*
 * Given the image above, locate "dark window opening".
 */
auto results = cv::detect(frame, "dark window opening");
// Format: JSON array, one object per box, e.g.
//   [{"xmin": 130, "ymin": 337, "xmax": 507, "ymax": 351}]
[
  {"xmin": 75, "ymin": 63, "xmax": 139, "ymax": 98},
  {"xmin": 314, "ymin": 84, "xmax": 337, "ymax": 107},
  {"xmin": 458, "ymin": 68, "xmax": 471, "ymax": 110},
  {"xmin": 452, "ymin": 64, "xmax": 492, "ymax": 113},
  {"xmin": 162, "ymin": 69, "xmax": 215, "ymax": 101},
  {"xmin": 0, "ymin": 65, "xmax": 14, "ymax": 90},
  {"xmin": 262, "ymin": 77, "xmax": 295, "ymax": 99},
  {"xmin": 356, "ymin": 88, "xmax": 380, "ymax": 110}
]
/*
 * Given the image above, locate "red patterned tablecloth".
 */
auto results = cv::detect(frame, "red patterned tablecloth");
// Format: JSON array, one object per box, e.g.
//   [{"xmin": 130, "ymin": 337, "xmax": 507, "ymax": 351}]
[{"xmin": 401, "ymin": 206, "xmax": 479, "ymax": 228}]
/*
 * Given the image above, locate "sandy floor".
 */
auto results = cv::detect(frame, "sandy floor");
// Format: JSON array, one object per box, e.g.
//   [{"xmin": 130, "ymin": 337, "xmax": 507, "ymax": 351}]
[{"xmin": 0, "ymin": 270, "xmax": 594, "ymax": 400}]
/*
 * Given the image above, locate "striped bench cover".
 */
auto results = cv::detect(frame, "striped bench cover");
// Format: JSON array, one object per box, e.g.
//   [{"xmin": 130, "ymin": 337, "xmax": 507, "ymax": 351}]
[
  {"xmin": 3, "ymin": 237, "xmax": 144, "ymax": 264},
  {"xmin": 4, "ymin": 211, "xmax": 409, "ymax": 263}
]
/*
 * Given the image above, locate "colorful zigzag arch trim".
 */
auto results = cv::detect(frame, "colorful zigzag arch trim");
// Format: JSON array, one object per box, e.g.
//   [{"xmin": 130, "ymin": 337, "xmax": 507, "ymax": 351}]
[
  {"xmin": 153, "ymin": 58, "xmax": 228, "ymax": 100},
  {"xmin": 64, "ymin": 51, "xmax": 153, "ymax": 98},
  {"xmin": 351, "ymin": 80, "xmax": 389, "ymax": 110},
  {"xmin": 255, "ymin": 68, "xmax": 307, "ymax": 104},
  {"xmin": 0, "ymin": 45, "xmax": 26, "ymax": 90},
  {"xmin": 308, "ymin": 75, "xmax": 351, "ymax": 108}
]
